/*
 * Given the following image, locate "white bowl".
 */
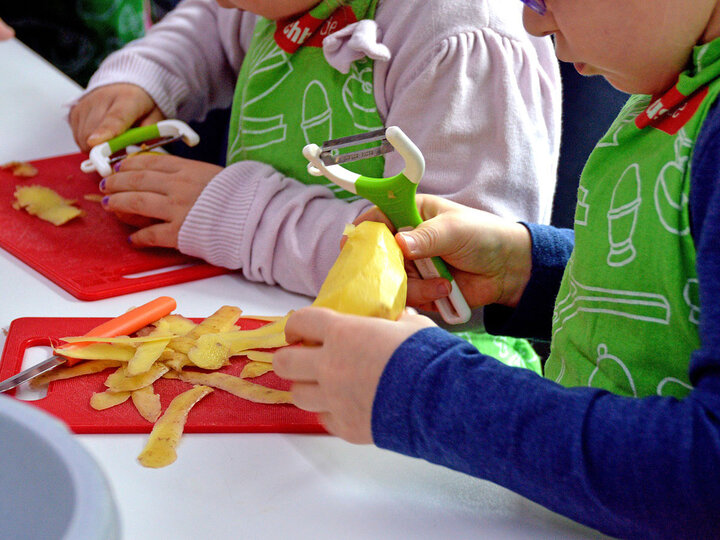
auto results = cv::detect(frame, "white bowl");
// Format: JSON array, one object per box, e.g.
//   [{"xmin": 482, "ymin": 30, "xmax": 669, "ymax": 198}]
[{"xmin": 0, "ymin": 394, "xmax": 120, "ymax": 539}]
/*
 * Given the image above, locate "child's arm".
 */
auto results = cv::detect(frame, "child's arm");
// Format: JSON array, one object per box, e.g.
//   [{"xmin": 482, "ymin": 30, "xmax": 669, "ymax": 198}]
[
  {"xmin": 277, "ymin": 203, "xmax": 720, "ymax": 537},
  {"xmin": 277, "ymin": 107, "xmax": 720, "ymax": 537}
]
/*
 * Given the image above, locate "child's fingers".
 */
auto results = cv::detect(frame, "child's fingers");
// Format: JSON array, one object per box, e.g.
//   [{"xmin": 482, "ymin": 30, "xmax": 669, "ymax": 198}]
[
  {"xmin": 273, "ymin": 346, "xmax": 321, "ymax": 383},
  {"xmin": 103, "ymin": 191, "xmax": 173, "ymax": 221},
  {"xmin": 117, "ymin": 153, "xmax": 186, "ymax": 174},
  {"xmin": 415, "ymin": 194, "xmax": 464, "ymax": 221},
  {"xmin": 352, "ymin": 206, "xmax": 394, "ymax": 230},
  {"xmin": 87, "ymin": 106, "xmax": 141, "ymax": 147},
  {"xmin": 103, "ymin": 169, "xmax": 172, "ymax": 195},
  {"xmin": 284, "ymin": 307, "xmax": 338, "ymax": 345},
  {"xmin": 128, "ymin": 221, "xmax": 180, "ymax": 248},
  {"xmin": 138, "ymin": 109, "xmax": 166, "ymax": 127},
  {"xmin": 0, "ymin": 18, "xmax": 15, "ymax": 40},
  {"xmin": 406, "ymin": 276, "xmax": 452, "ymax": 307},
  {"xmin": 86, "ymin": 90, "xmax": 156, "ymax": 146},
  {"xmin": 288, "ymin": 382, "xmax": 325, "ymax": 412},
  {"xmin": 395, "ymin": 215, "xmax": 458, "ymax": 260},
  {"xmin": 112, "ymin": 211, "xmax": 160, "ymax": 230}
]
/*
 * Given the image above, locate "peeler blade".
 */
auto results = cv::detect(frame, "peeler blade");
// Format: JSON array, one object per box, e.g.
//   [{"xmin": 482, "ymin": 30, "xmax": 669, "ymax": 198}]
[
  {"xmin": 319, "ymin": 128, "xmax": 394, "ymax": 166},
  {"xmin": 107, "ymin": 135, "xmax": 182, "ymax": 166}
]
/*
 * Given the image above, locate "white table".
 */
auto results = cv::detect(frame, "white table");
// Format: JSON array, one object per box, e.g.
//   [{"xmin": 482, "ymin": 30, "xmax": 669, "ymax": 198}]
[{"xmin": 0, "ymin": 38, "xmax": 602, "ymax": 540}]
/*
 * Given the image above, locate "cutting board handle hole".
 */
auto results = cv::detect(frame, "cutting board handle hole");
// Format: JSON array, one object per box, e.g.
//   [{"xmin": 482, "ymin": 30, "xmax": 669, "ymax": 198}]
[
  {"xmin": 13, "ymin": 345, "xmax": 52, "ymax": 401},
  {"xmin": 122, "ymin": 263, "xmax": 197, "ymax": 279}
]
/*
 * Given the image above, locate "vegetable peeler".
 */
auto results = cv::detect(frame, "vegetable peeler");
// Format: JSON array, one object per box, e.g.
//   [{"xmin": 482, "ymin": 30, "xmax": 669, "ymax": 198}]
[
  {"xmin": 80, "ymin": 120, "xmax": 200, "ymax": 177},
  {"xmin": 0, "ymin": 296, "xmax": 177, "ymax": 392},
  {"xmin": 303, "ymin": 126, "xmax": 471, "ymax": 325}
]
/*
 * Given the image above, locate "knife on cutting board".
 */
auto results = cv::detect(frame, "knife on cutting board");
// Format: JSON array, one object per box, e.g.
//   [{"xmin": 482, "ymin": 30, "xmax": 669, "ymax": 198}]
[{"xmin": 0, "ymin": 296, "xmax": 176, "ymax": 393}]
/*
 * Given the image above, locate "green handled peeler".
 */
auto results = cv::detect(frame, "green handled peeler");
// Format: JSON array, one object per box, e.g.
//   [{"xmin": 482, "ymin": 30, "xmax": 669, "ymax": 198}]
[
  {"xmin": 80, "ymin": 119, "xmax": 200, "ymax": 177},
  {"xmin": 303, "ymin": 126, "xmax": 471, "ymax": 324}
]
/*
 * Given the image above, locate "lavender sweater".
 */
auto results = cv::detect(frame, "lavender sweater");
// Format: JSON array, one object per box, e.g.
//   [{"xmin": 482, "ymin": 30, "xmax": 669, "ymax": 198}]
[{"xmin": 80, "ymin": 0, "xmax": 561, "ymax": 296}]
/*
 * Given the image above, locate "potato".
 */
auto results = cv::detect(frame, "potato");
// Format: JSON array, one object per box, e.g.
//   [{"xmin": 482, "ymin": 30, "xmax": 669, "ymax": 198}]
[{"xmin": 312, "ymin": 221, "xmax": 406, "ymax": 320}]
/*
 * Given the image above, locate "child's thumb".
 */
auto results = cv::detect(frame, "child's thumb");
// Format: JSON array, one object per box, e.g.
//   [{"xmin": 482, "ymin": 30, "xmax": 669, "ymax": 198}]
[{"xmin": 396, "ymin": 222, "xmax": 446, "ymax": 259}]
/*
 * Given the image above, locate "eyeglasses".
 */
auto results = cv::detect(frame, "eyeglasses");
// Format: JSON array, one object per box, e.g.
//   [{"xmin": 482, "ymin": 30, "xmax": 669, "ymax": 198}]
[{"xmin": 520, "ymin": 0, "xmax": 546, "ymax": 15}]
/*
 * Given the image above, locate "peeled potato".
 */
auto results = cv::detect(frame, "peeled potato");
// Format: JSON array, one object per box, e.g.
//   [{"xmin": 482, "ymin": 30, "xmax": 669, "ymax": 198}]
[{"xmin": 312, "ymin": 221, "xmax": 407, "ymax": 320}]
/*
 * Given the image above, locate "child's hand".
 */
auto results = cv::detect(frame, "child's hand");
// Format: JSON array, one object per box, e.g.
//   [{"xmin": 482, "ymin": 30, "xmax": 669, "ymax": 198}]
[
  {"xmin": 100, "ymin": 153, "xmax": 222, "ymax": 248},
  {"xmin": 69, "ymin": 84, "xmax": 165, "ymax": 152},
  {"xmin": 273, "ymin": 307, "xmax": 436, "ymax": 444},
  {"xmin": 0, "ymin": 18, "xmax": 14, "ymax": 40},
  {"xmin": 355, "ymin": 195, "xmax": 532, "ymax": 310}
]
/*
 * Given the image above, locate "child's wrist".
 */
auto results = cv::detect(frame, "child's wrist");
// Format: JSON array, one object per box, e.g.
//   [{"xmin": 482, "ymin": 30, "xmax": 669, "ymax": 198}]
[{"xmin": 500, "ymin": 223, "xmax": 532, "ymax": 308}]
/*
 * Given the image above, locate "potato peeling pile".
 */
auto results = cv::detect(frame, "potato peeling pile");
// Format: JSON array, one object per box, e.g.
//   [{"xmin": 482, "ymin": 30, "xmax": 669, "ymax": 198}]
[{"xmin": 30, "ymin": 306, "xmax": 292, "ymax": 468}]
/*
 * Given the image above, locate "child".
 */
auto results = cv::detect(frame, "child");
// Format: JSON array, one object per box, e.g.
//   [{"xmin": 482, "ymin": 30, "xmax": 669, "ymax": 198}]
[
  {"xmin": 67, "ymin": 0, "xmax": 561, "ymax": 298},
  {"xmin": 273, "ymin": 0, "xmax": 720, "ymax": 537}
]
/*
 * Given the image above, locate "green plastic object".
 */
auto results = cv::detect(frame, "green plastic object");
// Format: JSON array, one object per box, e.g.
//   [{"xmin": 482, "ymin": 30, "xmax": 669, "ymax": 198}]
[
  {"xmin": 106, "ymin": 124, "xmax": 161, "ymax": 153},
  {"xmin": 355, "ymin": 173, "xmax": 454, "ymax": 281}
]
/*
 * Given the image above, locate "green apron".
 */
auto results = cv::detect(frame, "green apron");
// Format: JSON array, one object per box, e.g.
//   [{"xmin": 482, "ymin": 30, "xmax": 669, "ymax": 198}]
[
  {"xmin": 225, "ymin": 0, "xmax": 541, "ymax": 372},
  {"xmin": 226, "ymin": 0, "xmax": 385, "ymax": 197},
  {"xmin": 545, "ymin": 39, "xmax": 720, "ymax": 398}
]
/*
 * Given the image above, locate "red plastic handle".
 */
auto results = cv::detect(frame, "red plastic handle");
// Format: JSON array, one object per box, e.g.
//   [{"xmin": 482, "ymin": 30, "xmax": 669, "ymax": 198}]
[{"xmin": 58, "ymin": 296, "xmax": 176, "ymax": 365}]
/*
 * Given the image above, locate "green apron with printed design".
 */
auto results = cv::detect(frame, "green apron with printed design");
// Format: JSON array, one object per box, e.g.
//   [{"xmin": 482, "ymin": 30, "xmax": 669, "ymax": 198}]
[
  {"xmin": 544, "ymin": 39, "xmax": 720, "ymax": 398},
  {"xmin": 226, "ymin": 0, "xmax": 540, "ymax": 373},
  {"xmin": 226, "ymin": 0, "xmax": 385, "ymax": 198}
]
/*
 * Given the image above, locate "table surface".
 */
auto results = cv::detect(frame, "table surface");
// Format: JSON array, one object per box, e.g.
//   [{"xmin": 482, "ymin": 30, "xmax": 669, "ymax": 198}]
[{"xmin": 0, "ymin": 38, "xmax": 602, "ymax": 540}]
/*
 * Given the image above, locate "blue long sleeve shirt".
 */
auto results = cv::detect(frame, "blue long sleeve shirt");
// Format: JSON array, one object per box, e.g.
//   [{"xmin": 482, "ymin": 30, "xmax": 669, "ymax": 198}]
[{"xmin": 372, "ymin": 102, "xmax": 720, "ymax": 539}]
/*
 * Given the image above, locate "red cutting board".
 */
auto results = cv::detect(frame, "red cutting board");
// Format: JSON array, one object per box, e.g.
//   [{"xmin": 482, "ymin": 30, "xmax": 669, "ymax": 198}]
[
  {"xmin": 0, "ymin": 153, "xmax": 229, "ymax": 300},
  {"xmin": 0, "ymin": 317, "xmax": 325, "ymax": 434}
]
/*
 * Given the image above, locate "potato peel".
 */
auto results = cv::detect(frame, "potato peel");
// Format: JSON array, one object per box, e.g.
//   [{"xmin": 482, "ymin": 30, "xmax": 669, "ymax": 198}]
[
  {"xmin": 176, "ymin": 371, "xmax": 291, "ymax": 404},
  {"xmin": 131, "ymin": 385, "xmax": 162, "ymax": 423},
  {"xmin": 41, "ymin": 305, "xmax": 297, "ymax": 468},
  {"xmin": 240, "ymin": 361, "xmax": 274, "ymax": 379},
  {"xmin": 2, "ymin": 161, "xmax": 38, "ymax": 177},
  {"xmin": 53, "ymin": 343, "xmax": 136, "ymax": 362},
  {"xmin": 29, "ymin": 360, "xmax": 123, "ymax": 388},
  {"xmin": 105, "ymin": 363, "xmax": 169, "ymax": 392},
  {"xmin": 90, "ymin": 390, "xmax": 132, "ymax": 410},
  {"xmin": 13, "ymin": 185, "xmax": 83, "ymax": 226},
  {"xmin": 127, "ymin": 336, "xmax": 172, "ymax": 376},
  {"xmin": 137, "ymin": 385, "xmax": 213, "ymax": 468}
]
